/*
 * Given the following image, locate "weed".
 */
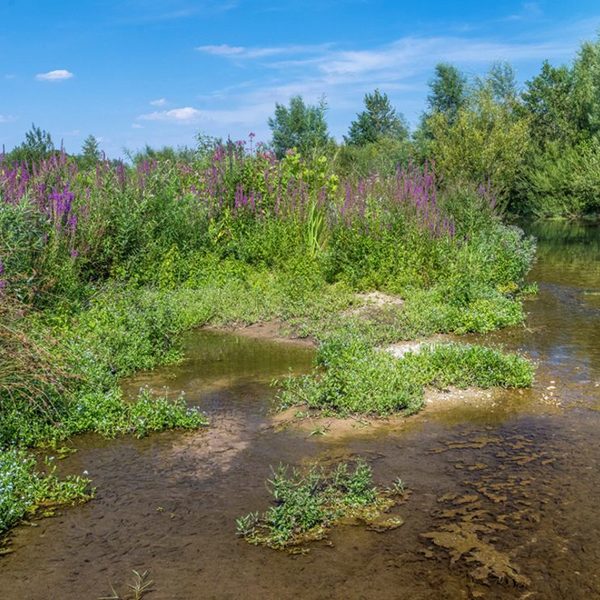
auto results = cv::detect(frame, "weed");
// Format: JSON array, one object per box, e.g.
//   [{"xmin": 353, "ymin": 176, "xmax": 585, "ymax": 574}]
[
  {"xmin": 99, "ymin": 570, "xmax": 154, "ymax": 600},
  {"xmin": 237, "ymin": 460, "xmax": 403, "ymax": 549}
]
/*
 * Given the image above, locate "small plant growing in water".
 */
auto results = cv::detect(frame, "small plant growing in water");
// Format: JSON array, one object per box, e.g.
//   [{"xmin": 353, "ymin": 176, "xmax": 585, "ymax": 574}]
[
  {"xmin": 236, "ymin": 512, "xmax": 260, "ymax": 537},
  {"xmin": 99, "ymin": 570, "xmax": 153, "ymax": 600},
  {"xmin": 236, "ymin": 459, "xmax": 407, "ymax": 549},
  {"xmin": 388, "ymin": 478, "xmax": 406, "ymax": 495}
]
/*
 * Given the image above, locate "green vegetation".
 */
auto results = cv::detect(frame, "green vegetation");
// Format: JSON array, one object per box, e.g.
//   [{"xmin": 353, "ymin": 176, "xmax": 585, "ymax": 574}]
[
  {"xmin": 419, "ymin": 38, "xmax": 600, "ymax": 218},
  {"xmin": 277, "ymin": 339, "xmax": 533, "ymax": 416},
  {"xmin": 236, "ymin": 460, "xmax": 405, "ymax": 549},
  {"xmin": 1, "ymin": 46, "xmax": 548, "ymax": 539},
  {"xmin": 346, "ymin": 89, "xmax": 408, "ymax": 146},
  {"xmin": 0, "ymin": 448, "xmax": 91, "ymax": 534},
  {"xmin": 268, "ymin": 95, "xmax": 332, "ymax": 158}
]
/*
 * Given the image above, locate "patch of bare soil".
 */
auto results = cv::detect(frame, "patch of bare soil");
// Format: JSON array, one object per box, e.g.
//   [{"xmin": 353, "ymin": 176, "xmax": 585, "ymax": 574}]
[
  {"xmin": 343, "ymin": 291, "xmax": 404, "ymax": 317},
  {"xmin": 204, "ymin": 320, "xmax": 316, "ymax": 347},
  {"xmin": 271, "ymin": 407, "xmax": 412, "ymax": 440},
  {"xmin": 384, "ymin": 334, "xmax": 452, "ymax": 358},
  {"xmin": 271, "ymin": 387, "xmax": 496, "ymax": 440}
]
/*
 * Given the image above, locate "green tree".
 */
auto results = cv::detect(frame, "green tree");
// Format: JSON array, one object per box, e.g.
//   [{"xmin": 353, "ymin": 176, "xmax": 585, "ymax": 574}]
[
  {"xmin": 80, "ymin": 134, "xmax": 101, "ymax": 168},
  {"xmin": 428, "ymin": 88, "xmax": 530, "ymax": 197},
  {"xmin": 345, "ymin": 89, "xmax": 408, "ymax": 146},
  {"xmin": 522, "ymin": 61, "xmax": 575, "ymax": 146},
  {"xmin": 570, "ymin": 38, "xmax": 600, "ymax": 137},
  {"xmin": 427, "ymin": 63, "xmax": 468, "ymax": 123},
  {"xmin": 8, "ymin": 124, "xmax": 55, "ymax": 163},
  {"xmin": 268, "ymin": 96, "xmax": 331, "ymax": 158},
  {"xmin": 485, "ymin": 62, "xmax": 518, "ymax": 105}
]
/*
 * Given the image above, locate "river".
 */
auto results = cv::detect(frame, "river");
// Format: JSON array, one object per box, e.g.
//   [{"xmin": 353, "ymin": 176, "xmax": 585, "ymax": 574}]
[{"xmin": 1, "ymin": 221, "xmax": 598, "ymax": 599}]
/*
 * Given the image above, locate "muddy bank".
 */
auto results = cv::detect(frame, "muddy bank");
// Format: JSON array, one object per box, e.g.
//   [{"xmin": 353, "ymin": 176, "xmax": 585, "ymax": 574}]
[{"xmin": 204, "ymin": 320, "xmax": 316, "ymax": 348}]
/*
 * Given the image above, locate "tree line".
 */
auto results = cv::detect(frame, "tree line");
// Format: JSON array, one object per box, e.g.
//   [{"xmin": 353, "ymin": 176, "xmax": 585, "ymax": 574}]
[{"xmin": 4, "ymin": 35, "xmax": 600, "ymax": 218}]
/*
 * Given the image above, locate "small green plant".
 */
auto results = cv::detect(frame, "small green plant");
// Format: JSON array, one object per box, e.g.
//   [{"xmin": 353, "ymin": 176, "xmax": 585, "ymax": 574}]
[
  {"xmin": 235, "ymin": 512, "xmax": 260, "ymax": 537},
  {"xmin": 388, "ymin": 478, "xmax": 406, "ymax": 495},
  {"xmin": 237, "ymin": 460, "xmax": 404, "ymax": 549}
]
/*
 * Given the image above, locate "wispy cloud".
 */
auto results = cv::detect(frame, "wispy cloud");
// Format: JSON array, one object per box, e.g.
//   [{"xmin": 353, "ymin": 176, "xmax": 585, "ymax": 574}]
[
  {"xmin": 132, "ymin": 123, "xmax": 144, "ymax": 129},
  {"xmin": 35, "ymin": 69, "xmax": 74, "ymax": 82},
  {"xmin": 196, "ymin": 43, "xmax": 331, "ymax": 60},
  {"xmin": 185, "ymin": 29, "xmax": 583, "ymax": 137},
  {"xmin": 150, "ymin": 98, "xmax": 168, "ymax": 106},
  {"xmin": 118, "ymin": 0, "xmax": 238, "ymax": 23},
  {"xmin": 505, "ymin": 2, "xmax": 543, "ymax": 22},
  {"xmin": 138, "ymin": 106, "xmax": 202, "ymax": 123},
  {"xmin": 195, "ymin": 34, "xmax": 573, "ymax": 107},
  {"xmin": 0, "ymin": 114, "xmax": 16, "ymax": 124}
]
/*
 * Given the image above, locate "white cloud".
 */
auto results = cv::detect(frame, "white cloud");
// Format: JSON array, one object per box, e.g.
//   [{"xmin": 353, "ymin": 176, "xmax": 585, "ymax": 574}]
[
  {"xmin": 505, "ymin": 2, "xmax": 543, "ymax": 22},
  {"xmin": 196, "ymin": 43, "xmax": 330, "ymax": 60},
  {"xmin": 0, "ymin": 114, "xmax": 16, "ymax": 123},
  {"xmin": 138, "ymin": 106, "xmax": 202, "ymax": 123},
  {"xmin": 197, "ymin": 44, "xmax": 247, "ymax": 57},
  {"xmin": 132, "ymin": 123, "xmax": 144, "ymax": 129},
  {"xmin": 150, "ymin": 98, "xmax": 168, "ymax": 106},
  {"xmin": 35, "ymin": 69, "xmax": 74, "ymax": 82}
]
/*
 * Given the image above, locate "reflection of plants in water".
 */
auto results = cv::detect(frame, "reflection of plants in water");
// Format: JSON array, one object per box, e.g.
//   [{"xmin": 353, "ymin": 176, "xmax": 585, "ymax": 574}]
[
  {"xmin": 99, "ymin": 570, "xmax": 153, "ymax": 600},
  {"xmin": 237, "ymin": 460, "xmax": 407, "ymax": 549},
  {"xmin": 526, "ymin": 220, "xmax": 600, "ymax": 280}
]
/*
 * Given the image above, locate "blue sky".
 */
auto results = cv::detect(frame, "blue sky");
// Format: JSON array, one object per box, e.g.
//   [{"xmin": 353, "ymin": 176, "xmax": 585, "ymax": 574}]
[{"xmin": 1, "ymin": 0, "xmax": 599, "ymax": 157}]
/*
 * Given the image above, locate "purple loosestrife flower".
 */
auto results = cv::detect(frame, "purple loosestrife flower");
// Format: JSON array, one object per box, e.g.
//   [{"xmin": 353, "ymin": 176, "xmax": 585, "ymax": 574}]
[{"xmin": 0, "ymin": 259, "xmax": 6, "ymax": 292}]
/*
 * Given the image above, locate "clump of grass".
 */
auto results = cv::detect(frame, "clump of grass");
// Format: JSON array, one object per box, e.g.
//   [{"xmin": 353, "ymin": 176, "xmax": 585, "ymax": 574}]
[
  {"xmin": 236, "ymin": 460, "xmax": 405, "ymax": 549},
  {"xmin": 69, "ymin": 387, "xmax": 208, "ymax": 439},
  {"xmin": 403, "ymin": 342, "xmax": 535, "ymax": 389},
  {"xmin": 0, "ymin": 448, "xmax": 91, "ymax": 535},
  {"xmin": 277, "ymin": 338, "xmax": 533, "ymax": 417},
  {"xmin": 0, "ymin": 297, "xmax": 76, "ymax": 431}
]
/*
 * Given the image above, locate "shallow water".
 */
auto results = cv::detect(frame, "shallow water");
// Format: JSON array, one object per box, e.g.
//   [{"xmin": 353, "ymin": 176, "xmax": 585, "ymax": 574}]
[{"xmin": 1, "ymin": 221, "xmax": 599, "ymax": 599}]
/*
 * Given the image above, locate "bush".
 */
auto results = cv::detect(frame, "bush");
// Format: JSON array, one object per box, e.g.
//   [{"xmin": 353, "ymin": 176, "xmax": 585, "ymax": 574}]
[{"xmin": 519, "ymin": 140, "xmax": 600, "ymax": 217}]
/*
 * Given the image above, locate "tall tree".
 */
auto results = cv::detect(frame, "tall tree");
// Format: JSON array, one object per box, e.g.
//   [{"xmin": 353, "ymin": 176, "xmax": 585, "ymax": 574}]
[
  {"xmin": 345, "ymin": 89, "xmax": 408, "ymax": 146},
  {"xmin": 8, "ymin": 124, "xmax": 55, "ymax": 163},
  {"xmin": 427, "ymin": 63, "xmax": 468, "ymax": 123},
  {"xmin": 80, "ymin": 134, "xmax": 101, "ymax": 167},
  {"xmin": 268, "ymin": 96, "xmax": 331, "ymax": 158},
  {"xmin": 570, "ymin": 38, "xmax": 600, "ymax": 137},
  {"xmin": 486, "ymin": 62, "xmax": 518, "ymax": 105},
  {"xmin": 522, "ymin": 61, "xmax": 575, "ymax": 146}
]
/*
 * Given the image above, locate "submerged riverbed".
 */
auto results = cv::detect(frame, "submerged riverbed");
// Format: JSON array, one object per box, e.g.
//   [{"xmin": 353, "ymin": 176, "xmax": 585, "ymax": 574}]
[{"xmin": 1, "ymin": 221, "xmax": 599, "ymax": 599}]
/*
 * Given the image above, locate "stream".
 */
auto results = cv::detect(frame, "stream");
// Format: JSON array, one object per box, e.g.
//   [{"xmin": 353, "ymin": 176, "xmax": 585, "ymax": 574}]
[{"xmin": 0, "ymin": 221, "xmax": 599, "ymax": 599}]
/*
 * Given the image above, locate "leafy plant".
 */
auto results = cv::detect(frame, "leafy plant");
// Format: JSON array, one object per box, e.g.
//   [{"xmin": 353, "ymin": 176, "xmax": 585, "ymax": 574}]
[{"xmin": 237, "ymin": 460, "xmax": 401, "ymax": 548}]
